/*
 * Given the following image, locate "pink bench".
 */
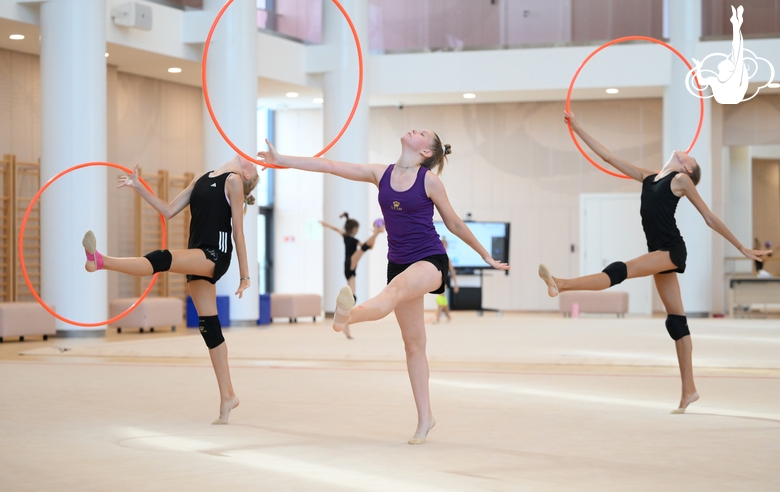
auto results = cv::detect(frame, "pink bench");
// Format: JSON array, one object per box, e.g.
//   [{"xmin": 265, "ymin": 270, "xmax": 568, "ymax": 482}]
[
  {"xmin": 0, "ymin": 302, "xmax": 56, "ymax": 342},
  {"xmin": 109, "ymin": 297, "xmax": 183, "ymax": 333},
  {"xmin": 559, "ymin": 291, "xmax": 629, "ymax": 317},
  {"xmin": 270, "ymin": 293, "xmax": 322, "ymax": 322}
]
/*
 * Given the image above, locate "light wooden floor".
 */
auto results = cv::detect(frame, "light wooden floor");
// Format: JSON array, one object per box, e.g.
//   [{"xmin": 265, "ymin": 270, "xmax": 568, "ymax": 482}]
[{"xmin": 1, "ymin": 312, "xmax": 778, "ymax": 491}]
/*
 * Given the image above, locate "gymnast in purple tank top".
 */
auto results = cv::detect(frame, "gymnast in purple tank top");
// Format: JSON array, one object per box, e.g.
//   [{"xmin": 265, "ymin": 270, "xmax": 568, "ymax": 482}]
[
  {"xmin": 258, "ymin": 128, "xmax": 509, "ymax": 445},
  {"xmin": 379, "ymin": 164, "xmax": 446, "ymax": 264}
]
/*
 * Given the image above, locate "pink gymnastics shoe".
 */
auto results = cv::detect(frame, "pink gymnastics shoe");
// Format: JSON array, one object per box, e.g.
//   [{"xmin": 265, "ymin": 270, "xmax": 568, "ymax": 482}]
[{"xmin": 82, "ymin": 230, "xmax": 103, "ymax": 270}]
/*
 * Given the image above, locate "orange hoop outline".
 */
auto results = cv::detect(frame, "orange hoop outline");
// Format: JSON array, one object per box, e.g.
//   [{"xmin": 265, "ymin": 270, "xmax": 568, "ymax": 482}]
[
  {"xmin": 566, "ymin": 36, "xmax": 705, "ymax": 179},
  {"xmin": 19, "ymin": 162, "xmax": 167, "ymax": 327},
  {"xmin": 202, "ymin": 0, "xmax": 364, "ymax": 168}
]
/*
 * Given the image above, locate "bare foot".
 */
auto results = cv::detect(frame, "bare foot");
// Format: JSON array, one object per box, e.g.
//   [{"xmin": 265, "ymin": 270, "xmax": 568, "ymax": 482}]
[
  {"xmin": 82, "ymin": 230, "xmax": 98, "ymax": 272},
  {"xmin": 212, "ymin": 395, "xmax": 239, "ymax": 425},
  {"xmin": 671, "ymin": 391, "xmax": 699, "ymax": 414},
  {"xmin": 538, "ymin": 264, "xmax": 559, "ymax": 297},
  {"xmin": 333, "ymin": 285, "xmax": 354, "ymax": 333},
  {"xmin": 408, "ymin": 415, "xmax": 436, "ymax": 445}
]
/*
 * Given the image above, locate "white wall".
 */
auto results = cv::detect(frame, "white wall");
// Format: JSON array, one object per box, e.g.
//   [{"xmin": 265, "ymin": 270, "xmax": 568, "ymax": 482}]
[
  {"xmin": 727, "ymin": 146, "xmax": 753, "ymax": 275},
  {"xmin": 273, "ymin": 109, "xmax": 324, "ymax": 296},
  {"xmin": 581, "ymin": 193, "xmax": 651, "ymax": 315}
]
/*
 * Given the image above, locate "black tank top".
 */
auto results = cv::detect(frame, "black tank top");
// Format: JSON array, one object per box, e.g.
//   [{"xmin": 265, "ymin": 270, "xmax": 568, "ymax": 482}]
[
  {"xmin": 188, "ymin": 172, "xmax": 233, "ymax": 256},
  {"xmin": 343, "ymin": 235, "xmax": 359, "ymax": 263},
  {"xmin": 640, "ymin": 172, "xmax": 684, "ymax": 251}
]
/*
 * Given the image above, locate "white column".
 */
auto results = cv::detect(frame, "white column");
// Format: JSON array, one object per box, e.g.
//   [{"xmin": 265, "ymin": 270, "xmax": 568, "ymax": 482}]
[
  {"xmin": 322, "ymin": 0, "xmax": 370, "ymax": 309},
  {"xmin": 202, "ymin": 0, "xmax": 259, "ymax": 324},
  {"xmin": 664, "ymin": 0, "xmax": 712, "ymax": 315},
  {"xmin": 40, "ymin": 0, "xmax": 107, "ymax": 335}
]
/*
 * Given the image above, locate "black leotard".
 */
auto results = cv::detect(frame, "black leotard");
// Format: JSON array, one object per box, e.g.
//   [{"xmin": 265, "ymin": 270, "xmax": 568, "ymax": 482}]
[
  {"xmin": 187, "ymin": 172, "xmax": 233, "ymax": 283},
  {"xmin": 343, "ymin": 234, "xmax": 359, "ymax": 279},
  {"xmin": 640, "ymin": 172, "xmax": 687, "ymax": 273}
]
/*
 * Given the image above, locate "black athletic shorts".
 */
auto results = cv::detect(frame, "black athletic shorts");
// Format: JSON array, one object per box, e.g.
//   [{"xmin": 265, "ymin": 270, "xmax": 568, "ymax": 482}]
[
  {"xmin": 344, "ymin": 260, "xmax": 356, "ymax": 280},
  {"xmin": 387, "ymin": 253, "xmax": 449, "ymax": 295},
  {"xmin": 187, "ymin": 246, "xmax": 231, "ymax": 284},
  {"xmin": 656, "ymin": 242, "xmax": 687, "ymax": 274}
]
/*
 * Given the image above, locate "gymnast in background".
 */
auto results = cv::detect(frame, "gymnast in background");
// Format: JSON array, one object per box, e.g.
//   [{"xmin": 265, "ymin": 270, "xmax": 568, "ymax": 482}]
[{"xmin": 320, "ymin": 213, "xmax": 385, "ymax": 339}]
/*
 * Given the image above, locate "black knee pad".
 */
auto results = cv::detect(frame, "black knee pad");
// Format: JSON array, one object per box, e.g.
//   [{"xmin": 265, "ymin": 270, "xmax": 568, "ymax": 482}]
[
  {"xmin": 602, "ymin": 261, "xmax": 628, "ymax": 286},
  {"xmin": 665, "ymin": 314, "xmax": 690, "ymax": 341},
  {"xmin": 144, "ymin": 249, "xmax": 172, "ymax": 273},
  {"xmin": 361, "ymin": 243, "xmax": 371, "ymax": 252},
  {"xmin": 199, "ymin": 315, "xmax": 225, "ymax": 349}
]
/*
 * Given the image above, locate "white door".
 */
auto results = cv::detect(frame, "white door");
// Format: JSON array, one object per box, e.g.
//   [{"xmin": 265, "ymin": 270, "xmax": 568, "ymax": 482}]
[{"xmin": 580, "ymin": 193, "xmax": 652, "ymax": 315}]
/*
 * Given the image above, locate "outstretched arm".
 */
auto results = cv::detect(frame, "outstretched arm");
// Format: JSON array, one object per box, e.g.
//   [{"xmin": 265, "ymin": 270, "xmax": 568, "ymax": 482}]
[
  {"xmin": 319, "ymin": 220, "xmax": 344, "ymax": 235},
  {"xmin": 117, "ymin": 164, "xmax": 201, "ymax": 220},
  {"xmin": 426, "ymin": 173, "xmax": 509, "ymax": 271},
  {"xmin": 565, "ymin": 111, "xmax": 656, "ymax": 183},
  {"xmin": 257, "ymin": 139, "xmax": 387, "ymax": 186},
  {"xmin": 677, "ymin": 174, "xmax": 771, "ymax": 261},
  {"xmin": 226, "ymin": 174, "xmax": 251, "ymax": 298}
]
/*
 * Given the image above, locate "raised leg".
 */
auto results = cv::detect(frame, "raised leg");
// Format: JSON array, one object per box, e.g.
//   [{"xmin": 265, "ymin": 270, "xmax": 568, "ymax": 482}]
[
  {"xmin": 347, "ymin": 261, "xmax": 441, "ymax": 326},
  {"xmin": 654, "ymin": 272, "xmax": 699, "ymax": 413},
  {"xmin": 540, "ymin": 251, "xmax": 676, "ymax": 297},
  {"xmin": 84, "ymin": 234, "xmax": 215, "ymax": 278},
  {"xmin": 189, "ymin": 280, "xmax": 239, "ymax": 424},
  {"xmin": 341, "ymin": 276, "xmax": 357, "ymax": 339},
  {"xmin": 350, "ymin": 228, "xmax": 383, "ymax": 271},
  {"xmin": 395, "ymin": 296, "xmax": 435, "ymax": 444}
]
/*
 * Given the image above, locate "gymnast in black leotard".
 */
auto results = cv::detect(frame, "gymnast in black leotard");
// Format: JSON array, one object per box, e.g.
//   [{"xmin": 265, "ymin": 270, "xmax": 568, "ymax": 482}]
[
  {"xmin": 82, "ymin": 155, "xmax": 259, "ymax": 425},
  {"xmin": 538, "ymin": 111, "xmax": 770, "ymax": 415},
  {"xmin": 320, "ymin": 212, "xmax": 384, "ymax": 338}
]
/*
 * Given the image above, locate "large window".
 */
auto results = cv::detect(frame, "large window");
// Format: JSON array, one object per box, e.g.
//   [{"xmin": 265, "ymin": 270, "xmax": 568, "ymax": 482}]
[
  {"xmin": 702, "ymin": 0, "xmax": 780, "ymax": 38},
  {"xmin": 369, "ymin": 0, "xmax": 666, "ymax": 53},
  {"xmin": 257, "ymin": 0, "xmax": 322, "ymax": 44}
]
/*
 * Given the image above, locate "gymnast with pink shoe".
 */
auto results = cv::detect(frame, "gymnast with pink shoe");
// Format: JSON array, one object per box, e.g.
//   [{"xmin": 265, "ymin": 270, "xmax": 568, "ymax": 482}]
[
  {"xmin": 81, "ymin": 155, "xmax": 258, "ymax": 425},
  {"xmin": 257, "ymin": 129, "xmax": 509, "ymax": 444},
  {"xmin": 539, "ymin": 111, "xmax": 770, "ymax": 414}
]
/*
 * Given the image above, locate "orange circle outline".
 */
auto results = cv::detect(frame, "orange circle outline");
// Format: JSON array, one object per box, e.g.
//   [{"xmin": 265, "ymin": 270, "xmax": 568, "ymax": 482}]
[
  {"xmin": 19, "ymin": 162, "xmax": 167, "ymax": 327},
  {"xmin": 202, "ymin": 0, "xmax": 364, "ymax": 168},
  {"xmin": 566, "ymin": 36, "xmax": 705, "ymax": 179}
]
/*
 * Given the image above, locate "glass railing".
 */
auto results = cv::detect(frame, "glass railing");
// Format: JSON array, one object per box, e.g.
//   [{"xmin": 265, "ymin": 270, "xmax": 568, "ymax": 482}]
[
  {"xmin": 257, "ymin": 0, "xmax": 322, "ymax": 44},
  {"xmin": 368, "ymin": 0, "xmax": 666, "ymax": 53},
  {"xmin": 147, "ymin": 0, "xmax": 203, "ymax": 10},
  {"xmin": 702, "ymin": 0, "xmax": 780, "ymax": 38}
]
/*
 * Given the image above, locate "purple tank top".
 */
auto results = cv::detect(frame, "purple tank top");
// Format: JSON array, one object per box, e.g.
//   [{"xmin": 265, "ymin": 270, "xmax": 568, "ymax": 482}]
[{"xmin": 378, "ymin": 165, "xmax": 446, "ymax": 264}]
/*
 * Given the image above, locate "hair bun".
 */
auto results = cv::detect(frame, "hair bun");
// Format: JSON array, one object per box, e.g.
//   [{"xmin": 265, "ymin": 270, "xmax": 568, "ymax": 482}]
[
  {"xmin": 443, "ymin": 143, "xmax": 451, "ymax": 156},
  {"xmin": 340, "ymin": 212, "xmax": 349, "ymax": 219},
  {"xmin": 245, "ymin": 195, "xmax": 256, "ymax": 206}
]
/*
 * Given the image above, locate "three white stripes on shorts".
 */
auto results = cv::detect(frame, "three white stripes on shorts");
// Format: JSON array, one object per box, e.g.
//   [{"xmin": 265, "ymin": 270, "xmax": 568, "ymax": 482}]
[{"xmin": 219, "ymin": 231, "xmax": 228, "ymax": 253}]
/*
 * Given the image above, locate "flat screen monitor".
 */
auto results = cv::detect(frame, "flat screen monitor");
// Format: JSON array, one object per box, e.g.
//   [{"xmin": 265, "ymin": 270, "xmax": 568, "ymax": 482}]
[{"xmin": 433, "ymin": 221, "xmax": 510, "ymax": 271}]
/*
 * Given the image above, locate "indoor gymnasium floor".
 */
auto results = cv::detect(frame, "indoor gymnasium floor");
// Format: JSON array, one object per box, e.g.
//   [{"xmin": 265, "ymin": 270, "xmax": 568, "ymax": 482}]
[{"xmin": 1, "ymin": 312, "xmax": 778, "ymax": 491}]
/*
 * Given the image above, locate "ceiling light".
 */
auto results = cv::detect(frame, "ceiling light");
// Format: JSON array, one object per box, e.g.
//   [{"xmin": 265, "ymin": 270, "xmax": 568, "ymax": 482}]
[
  {"xmin": 768, "ymin": 82, "xmax": 780, "ymax": 89},
  {"xmin": 167, "ymin": 67, "xmax": 182, "ymax": 73},
  {"xmin": 9, "ymin": 34, "xmax": 24, "ymax": 40},
  {"xmin": 463, "ymin": 93, "xmax": 476, "ymax": 99},
  {"xmin": 105, "ymin": 52, "xmax": 109, "ymax": 57},
  {"xmin": 286, "ymin": 92, "xmax": 299, "ymax": 98},
  {"xmin": 313, "ymin": 97, "xmax": 324, "ymax": 103},
  {"xmin": 606, "ymin": 88, "xmax": 619, "ymax": 94}
]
